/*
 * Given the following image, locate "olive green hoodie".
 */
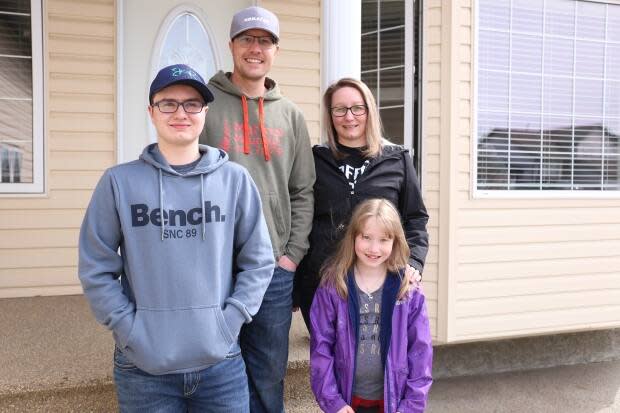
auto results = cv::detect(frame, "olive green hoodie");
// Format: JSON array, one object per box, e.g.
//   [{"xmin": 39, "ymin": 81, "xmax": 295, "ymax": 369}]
[{"xmin": 200, "ymin": 71, "xmax": 315, "ymax": 264}]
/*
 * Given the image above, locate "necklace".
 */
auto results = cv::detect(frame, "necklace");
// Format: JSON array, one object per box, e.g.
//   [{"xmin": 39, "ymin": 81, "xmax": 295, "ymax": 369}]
[{"xmin": 354, "ymin": 266, "xmax": 381, "ymax": 300}]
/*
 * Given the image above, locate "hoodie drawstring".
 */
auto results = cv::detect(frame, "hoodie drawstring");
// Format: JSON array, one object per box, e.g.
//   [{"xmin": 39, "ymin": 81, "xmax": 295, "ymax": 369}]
[
  {"xmin": 159, "ymin": 170, "xmax": 206, "ymax": 242},
  {"xmin": 258, "ymin": 97, "xmax": 271, "ymax": 161},
  {"xmin": 200, "ymin": 174, "xmax": 206, "ymax": 240},
  {"xmin": 158, "ymin": 168, "xmax": 164, "ymax": 241},
  {"xmin": 241, "ymin": 95, "xmax": 271, "ymax": 161},
  {"xmin": 241, "ymin": 95, "xmax": 251, "ymax": 156}
]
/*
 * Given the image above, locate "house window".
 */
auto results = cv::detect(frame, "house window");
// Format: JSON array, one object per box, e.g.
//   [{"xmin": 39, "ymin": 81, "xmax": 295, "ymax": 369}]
[
  {"xmin": 362, "ymin": 0, "xmax": 421, "ymax": 158},
  {"xmin": 476, "ymin": 0, "xmax": 620, "ymax": 193},
  {"xmin": 0, "ymin": 0, "xmax": 44, "ymax": 193}
]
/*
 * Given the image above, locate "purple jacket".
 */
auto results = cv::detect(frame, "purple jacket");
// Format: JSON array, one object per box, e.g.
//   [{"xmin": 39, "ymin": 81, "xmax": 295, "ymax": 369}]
[{"xmin": 310, "ymin": 274, "xmax": 433, "ymax": 413}]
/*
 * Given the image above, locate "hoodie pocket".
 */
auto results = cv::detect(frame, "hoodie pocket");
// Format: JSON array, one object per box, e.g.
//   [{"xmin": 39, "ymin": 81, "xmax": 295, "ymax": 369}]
[
  {"xmin": 123, "ymin": 305, "xmax": 235, "ymax": 375},
  {"xmin": 264, "ymin": 192, "xmax": 286, "ymax": 241}
]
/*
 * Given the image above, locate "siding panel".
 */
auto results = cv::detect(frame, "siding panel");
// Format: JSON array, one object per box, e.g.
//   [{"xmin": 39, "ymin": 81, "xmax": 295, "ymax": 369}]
[
  {"xmin": 455, "ymin": 306, "xmax": 620, "ymax": 340},
  {"xmin": 460, "ymin": 256, "xmax": 620, "ymax": 281},
  {"xmin": 0, "ymin": 229, "xmax": 78, "ymax": 249},
  {"xmin": 422, "ymin": 0, "xmax": 443, "ymax": 341},
  {"xmin": 0, "ymin": 190, "xmax": 92, "ymax": 210},
  {"xmin": 1, "ymin": 248, "xmax": 78, "ymax": 270}
]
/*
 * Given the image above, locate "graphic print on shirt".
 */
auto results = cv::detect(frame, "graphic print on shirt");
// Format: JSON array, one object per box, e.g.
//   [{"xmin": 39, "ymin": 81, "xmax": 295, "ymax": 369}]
[
  {"xmin": 359, "ymin": 300, "xmax": 381, "ymax": 356},
  {"xmin": 339, "ymin": 159, "xmax": 370, "ymax": 190},
  {"xmin": 219, "ymin": 119, "xmax": 284, "ymax": 157},
  {"xmin": 130, "ymin": 201, "xmax": 225, "ymax": 239}
]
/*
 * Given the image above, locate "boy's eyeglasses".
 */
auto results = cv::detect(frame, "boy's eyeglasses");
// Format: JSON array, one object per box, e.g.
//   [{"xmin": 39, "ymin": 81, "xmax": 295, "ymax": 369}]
[
  {"xmin": 152, "ymin": 100, "xmax": 205, "ymax": 114},
  {"xmin": 330, "ymin": 105, "xmax": 368, "ymax": 117},
  {"xmin": 235, "ymin": 34, "xmax": 277, "ymax": 50}
]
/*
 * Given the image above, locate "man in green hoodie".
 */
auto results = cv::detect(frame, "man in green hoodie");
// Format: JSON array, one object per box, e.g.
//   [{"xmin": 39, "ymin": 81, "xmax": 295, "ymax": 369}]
[{"xmin": 199, "ymin": 6, "xmax": 315, "ymax": 413}]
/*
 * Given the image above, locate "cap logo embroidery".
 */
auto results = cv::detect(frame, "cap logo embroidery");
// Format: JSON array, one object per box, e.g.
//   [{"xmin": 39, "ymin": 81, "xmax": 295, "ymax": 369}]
[
  {"xmin": 170, "ymin": 67, "xmax": 198, "ymax": 79},
  {"xmin": 244, "ymin": 16, "xmax": 269, "ymax": 23}
]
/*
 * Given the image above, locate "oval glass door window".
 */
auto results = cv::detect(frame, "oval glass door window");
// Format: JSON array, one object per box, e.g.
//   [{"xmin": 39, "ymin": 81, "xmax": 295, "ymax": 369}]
[{"xmin": 156, "ymin": 12, "xmax": 216, "ymax": 82}]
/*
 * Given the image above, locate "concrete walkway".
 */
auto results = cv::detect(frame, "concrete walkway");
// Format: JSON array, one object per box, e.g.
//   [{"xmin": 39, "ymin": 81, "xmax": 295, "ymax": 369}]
[
  {"xmin": 286, "ymin": 360, "xmax": 620, "ymax": 413},
  {"xmin": 2, "ymin": 360, "xmax": 619, "ymax": 412},
  {"xmin": 1, "ymin": 295, "xmax": 619, "ymax": 412}
]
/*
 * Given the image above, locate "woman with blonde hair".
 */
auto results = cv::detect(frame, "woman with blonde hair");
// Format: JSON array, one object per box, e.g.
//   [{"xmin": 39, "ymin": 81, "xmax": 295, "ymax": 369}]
[
  {"xmin": 310, "ymin": 198, "xmax": 433, "ymax": 413},
  {"xmin": 295, "ymin": 78, "xmax": 429, "ymax": 330}
]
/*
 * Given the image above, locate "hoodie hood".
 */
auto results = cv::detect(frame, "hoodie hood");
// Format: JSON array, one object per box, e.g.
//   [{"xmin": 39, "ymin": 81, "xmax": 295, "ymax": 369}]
[
  {"xmin": 139, "ymin": 143, "xmax": 228, "ymax": 176},
  {"xmin": 139, "ymin": 143, "xmax": 229, "ymax": 241},
  {"xmin": 209, "ymin": 70, "xmax": 282, "ymax": 101},
  {"xmin": 208, "ymin": 71, "xmax": 282, "ymax": 161}
]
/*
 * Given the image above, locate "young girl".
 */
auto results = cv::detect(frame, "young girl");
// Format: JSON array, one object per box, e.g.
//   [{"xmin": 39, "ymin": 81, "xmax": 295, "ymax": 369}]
[{"xmin": 310, "ymin": 199, "xmax": 433, "ymax": 413}]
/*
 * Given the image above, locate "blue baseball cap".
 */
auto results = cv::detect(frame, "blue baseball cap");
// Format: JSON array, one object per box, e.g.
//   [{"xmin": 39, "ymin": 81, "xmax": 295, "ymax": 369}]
[{"xmin": 149, "ymin": 64, "xmax": 214, "ymax": 104}]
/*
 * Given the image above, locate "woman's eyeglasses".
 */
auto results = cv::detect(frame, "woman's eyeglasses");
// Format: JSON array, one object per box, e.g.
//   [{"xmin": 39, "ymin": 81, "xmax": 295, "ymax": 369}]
[{"xmin": 330, "ymin": 105, "xmax": 368, "ymax": 117}]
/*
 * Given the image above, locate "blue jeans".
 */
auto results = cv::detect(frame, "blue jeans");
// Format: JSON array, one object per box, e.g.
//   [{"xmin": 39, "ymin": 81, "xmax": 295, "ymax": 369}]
[
  {"xmin": 240, "ymin": 266, "xmax": 294, "ymax": 413},
  {"xmin": 113, "ymin": 346, "xmax": 249, "ymax": 412}
]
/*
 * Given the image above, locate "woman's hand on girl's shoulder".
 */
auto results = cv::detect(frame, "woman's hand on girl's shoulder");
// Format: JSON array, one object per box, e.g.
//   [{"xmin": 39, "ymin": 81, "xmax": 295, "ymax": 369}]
[
  {"xmin": 405, "ymin": 264, "xmax": 422, "ymax": 292},
  {"xmin": 336, "ymin": 406, "xmax": 355, "ymax": 413}
]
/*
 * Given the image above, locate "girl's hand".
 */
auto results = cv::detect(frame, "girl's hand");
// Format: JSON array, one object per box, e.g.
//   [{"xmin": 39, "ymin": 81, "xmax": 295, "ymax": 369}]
[
  {"xmin": 336, "ymin": 406, "xmax": 355, "ymax": 413},
  {"xmin": 405, "ymin": 264, "xmax": 422, "ymax": 291}
]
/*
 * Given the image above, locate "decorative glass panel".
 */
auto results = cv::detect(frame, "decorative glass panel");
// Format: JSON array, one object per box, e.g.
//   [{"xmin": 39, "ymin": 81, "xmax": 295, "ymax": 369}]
[{"xmin": 156, "ymin": 13, "xmax": 216, "ymax": 80}]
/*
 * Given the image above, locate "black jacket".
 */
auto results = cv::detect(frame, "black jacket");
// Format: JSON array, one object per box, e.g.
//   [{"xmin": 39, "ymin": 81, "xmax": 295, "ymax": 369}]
[{"xmin": 296, "ymin": 143, "xmax": 429, "ymax": 292}]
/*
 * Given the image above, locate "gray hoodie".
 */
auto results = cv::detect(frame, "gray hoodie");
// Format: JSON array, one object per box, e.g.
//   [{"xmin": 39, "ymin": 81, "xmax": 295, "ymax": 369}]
[
  {"xmin": 78, "ymin": 143, "xmax": 274, "ymax": 375},
  {"xmin": 200, "ymin": 71, "xmax": 315, "ymax": 264}
]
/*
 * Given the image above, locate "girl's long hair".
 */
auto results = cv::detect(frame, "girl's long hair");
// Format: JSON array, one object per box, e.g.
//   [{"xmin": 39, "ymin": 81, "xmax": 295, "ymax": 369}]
[
  {"xmin": 322, "ymin": 77, "xmax": 384, "ymax": 159},
  {"xmin": 320, "ymin": 198, "xmax": 410, "ymax": 299}
]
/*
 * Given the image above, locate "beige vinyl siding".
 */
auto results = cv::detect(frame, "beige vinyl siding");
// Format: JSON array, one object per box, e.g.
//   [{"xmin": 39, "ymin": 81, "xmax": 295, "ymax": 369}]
[
  {"xmin": 0, "ymin": 0, "xmax": 116, "ymax": 298},
  {"xmin": 259, "ymin": 0, "xmax": 321, "ymax": 143},
  {"xmin": 429, "ymin": 0, "xmax": 620, "ymax": 342},
  {"xmin": 420, "ymin": 1, "xmax": 443, "ymax": 341}
]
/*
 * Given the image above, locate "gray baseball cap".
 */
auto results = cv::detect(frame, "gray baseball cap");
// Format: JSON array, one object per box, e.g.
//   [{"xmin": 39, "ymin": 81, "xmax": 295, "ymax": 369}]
[{"xmin": 230, "ymin": 6, "xmax": 280, "ymax": 41}]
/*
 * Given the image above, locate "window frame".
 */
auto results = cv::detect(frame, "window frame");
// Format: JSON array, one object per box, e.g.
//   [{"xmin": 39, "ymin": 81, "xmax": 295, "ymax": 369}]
[
  {"xmin": 472, "ymin": 0, "xmax": 620, "ymax": 199},
  {"xmin": 361, "ymin": 0, "xmax": 422, "ymax": 171},
  {"xmin": 0, "ymin": 0, "xmax": 45, "ymax": 195},
  {"xmin": 361, "ymin": 0, "xmax": 409, "ymax": 146}
]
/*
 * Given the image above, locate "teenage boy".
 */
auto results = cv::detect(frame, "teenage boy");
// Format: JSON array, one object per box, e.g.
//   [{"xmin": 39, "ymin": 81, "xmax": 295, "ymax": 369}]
[
  {"xmin": 79, "ymin": 64, "xmax": 274, "ymax": 412},
  {"xmin": 199, "ymin": 6, "xmax": 315, "ymax": 413}
]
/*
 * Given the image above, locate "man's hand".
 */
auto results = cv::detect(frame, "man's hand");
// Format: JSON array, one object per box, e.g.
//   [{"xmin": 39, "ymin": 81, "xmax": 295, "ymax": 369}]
[
  {"xmin": 336, "ymin": 406, "xmax": 355, "ymax": 413},
  {"xmin": 278, "ymin": 255, "xmax": 297, "ymax": 272},
  {"xmin": 405, "ymin": 264, "xmax": 422, "ymax": 291}
]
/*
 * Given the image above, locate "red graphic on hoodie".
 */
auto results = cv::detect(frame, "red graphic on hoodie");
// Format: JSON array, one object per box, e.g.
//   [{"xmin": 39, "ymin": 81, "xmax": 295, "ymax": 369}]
[{"xmin": 219, "ymin": 119, "xmax": 285, "ymax": 159}]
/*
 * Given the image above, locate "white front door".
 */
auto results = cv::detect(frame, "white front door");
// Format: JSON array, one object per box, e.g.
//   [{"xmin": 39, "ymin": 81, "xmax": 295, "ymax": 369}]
[{"xmin": 119, "ymin": 0, "xmax": 252, "ymax": 162}]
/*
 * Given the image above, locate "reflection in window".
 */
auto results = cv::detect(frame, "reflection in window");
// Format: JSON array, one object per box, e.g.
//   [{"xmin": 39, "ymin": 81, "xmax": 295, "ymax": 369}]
[
  {"xmin": 0, "ymin": 2, "xmax": 34, "ymax": 186},
  {"xmin": 1, "ymin": 146, "xmax": 22, "ymax": 183},
  {"xmin": 477, "ymin": 0, "xmax": 620, "ymax": 191}
]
